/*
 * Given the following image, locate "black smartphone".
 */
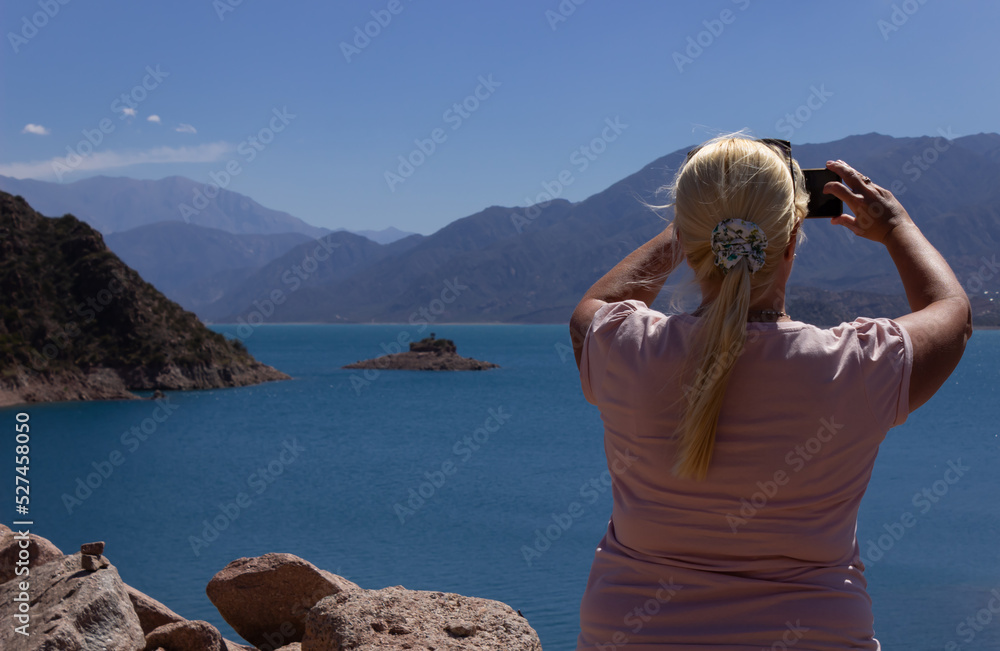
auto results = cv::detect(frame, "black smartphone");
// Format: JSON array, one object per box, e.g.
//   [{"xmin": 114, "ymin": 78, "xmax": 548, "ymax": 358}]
[{"xmin": 802, "ymin": 168, "xmax": 843, "ymax": 218}]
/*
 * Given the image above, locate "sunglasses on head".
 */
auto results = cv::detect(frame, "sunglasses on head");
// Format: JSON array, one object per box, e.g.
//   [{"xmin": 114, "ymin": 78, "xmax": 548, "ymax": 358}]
[{"xmin": 685, "ymin": 138, "xmax": 795, "ymax": 182}]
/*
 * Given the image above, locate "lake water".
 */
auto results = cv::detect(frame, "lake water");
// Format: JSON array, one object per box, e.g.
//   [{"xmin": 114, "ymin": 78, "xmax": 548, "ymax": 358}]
[{"xmin": 5, "ymin": 324, "xmax": 999, "ymax": 650}]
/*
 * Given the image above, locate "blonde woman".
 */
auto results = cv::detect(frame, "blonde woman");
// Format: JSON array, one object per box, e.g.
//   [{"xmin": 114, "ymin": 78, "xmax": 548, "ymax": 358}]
[{"xmin": 569, "ymin": 136, "xmax": 971, "ymax": 650}]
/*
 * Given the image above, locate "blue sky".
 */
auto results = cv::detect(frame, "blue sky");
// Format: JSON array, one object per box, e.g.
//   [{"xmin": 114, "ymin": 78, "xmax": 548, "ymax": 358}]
[{"xmin": 1, "ymin": 0, "xmax": 996, "ymax": 235}]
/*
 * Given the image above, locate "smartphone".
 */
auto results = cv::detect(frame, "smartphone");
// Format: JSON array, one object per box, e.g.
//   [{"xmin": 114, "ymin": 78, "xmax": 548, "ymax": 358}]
[{"xmin": 802, "ymin": 168, "xmax": 843, "ymax": 218}]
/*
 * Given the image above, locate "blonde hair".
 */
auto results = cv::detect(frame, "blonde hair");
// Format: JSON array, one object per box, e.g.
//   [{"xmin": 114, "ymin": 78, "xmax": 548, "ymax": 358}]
[{"xmin": 669, "ymin": 136, "xmax": 808, "ymax": 480}]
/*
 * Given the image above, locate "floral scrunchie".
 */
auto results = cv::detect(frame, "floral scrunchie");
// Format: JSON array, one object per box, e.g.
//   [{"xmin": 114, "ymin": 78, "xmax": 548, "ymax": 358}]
[{"xmin": 710, "ymin": 218, "xmax": 768, "ymax": 274}]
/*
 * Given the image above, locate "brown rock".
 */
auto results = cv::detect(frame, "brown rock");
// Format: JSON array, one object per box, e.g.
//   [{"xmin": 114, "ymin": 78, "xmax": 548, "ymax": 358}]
[
  {"xmin": 303, "ymin": 586, "xmax": 542, "ymax": 651},
  {"xmin": 0, "ymin": 528, "xmax": 63, "ymax": 584},
  {"xmin": 275, "ymin": 645, "xmax": 302, "ymax": 651},
  {"xmin": 144, "ymin": 620, "xmax": 223, "ymax": 651},
  {"xmin": 207, "ymin": 553, "xmax": 358, "ymax": 649},
  {"xmin": 127, "ymin": 584, "xmax": 186, "ymax": 634},
  {"xmin": 81, "ymin": 540, "xmax": 105, "ymax": 556},
  {"xmin": 0, "ymin": 552, "xmax": 145, "ymax": 650},
  {"xmin": 81, "ymin": 553, "xmax": 110, "ymax": 571}
]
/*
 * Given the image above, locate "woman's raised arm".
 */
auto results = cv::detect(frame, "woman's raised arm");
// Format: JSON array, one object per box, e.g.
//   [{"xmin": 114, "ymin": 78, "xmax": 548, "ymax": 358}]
[
  {"xmin": 824, "ymin": 160, "xmax": 973, "ymax": 412},
  {"xmin": 569, "ymin": 223, "xmax": 681, "ymax": 370}
]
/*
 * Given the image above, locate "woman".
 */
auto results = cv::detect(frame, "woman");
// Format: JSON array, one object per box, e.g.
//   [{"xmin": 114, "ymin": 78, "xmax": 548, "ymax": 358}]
[{"xmin": 569, "ymin": 136, "xmax": 972, "ymax": 650}]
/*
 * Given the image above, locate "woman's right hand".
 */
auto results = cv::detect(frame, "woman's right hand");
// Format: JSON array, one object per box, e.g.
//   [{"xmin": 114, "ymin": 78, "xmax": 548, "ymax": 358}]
[{"xmin": 822, "ymin": 159, "xmax": 916, "ymax": 244}]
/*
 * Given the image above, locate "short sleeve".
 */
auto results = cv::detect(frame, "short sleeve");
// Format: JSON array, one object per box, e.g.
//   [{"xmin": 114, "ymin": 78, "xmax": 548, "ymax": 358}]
[
  {"xmin": 852, "ymin": 317, "xmax": 913, "ymax": 430},
  {"xmin": 579, "ymin": 300, "xmax": 646, "ymax": 404}
]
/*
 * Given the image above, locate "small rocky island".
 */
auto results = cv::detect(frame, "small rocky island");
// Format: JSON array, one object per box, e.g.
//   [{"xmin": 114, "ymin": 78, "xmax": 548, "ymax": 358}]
[{"xmin": 343, "ymin": 334, "xmax": 498, "ymax": 371}]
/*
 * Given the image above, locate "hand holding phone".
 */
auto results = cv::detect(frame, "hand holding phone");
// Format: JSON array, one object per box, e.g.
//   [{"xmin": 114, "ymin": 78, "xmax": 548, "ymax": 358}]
[{"xmin": 802, "ymin": 168, "xmax": 844, "ymax": 218}]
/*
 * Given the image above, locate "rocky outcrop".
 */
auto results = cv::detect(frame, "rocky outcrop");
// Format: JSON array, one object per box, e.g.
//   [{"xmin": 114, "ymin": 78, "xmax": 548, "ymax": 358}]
[
  {"xmin": 207, "ymin": 553, "xmax": 359, "ymax": 649},
  {"xmin": 343, "ymin": 335, "xmax": 498, "ymax": 371},
  {"xmin": 304, "ymin": 586, "xmax": 542, "ymax": 650},
  {"xmin": 0, "ymin": 551, "xmax": 145, "ymax": 651},
  {"xmin": 0, "ymin": 191, "xmax": 289, "ymax": 408},
  {"xmin": 0, "ymin": 535, "xmax": 541, "ymax": 650}
]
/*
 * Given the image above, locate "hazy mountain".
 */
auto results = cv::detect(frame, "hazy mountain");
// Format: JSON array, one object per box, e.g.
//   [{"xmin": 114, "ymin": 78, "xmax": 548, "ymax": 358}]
[
  {"xmin": 0, "ymin": 174, "xmax": 329, "ymax": 238},
  {"xmin": 213, "ymin": 132, "xmax": 999, "ymax": 326},
  {"xmin": 347, "ymin": 226, "xmax": 419, "ymax": 244},
  {"xmin": 104, "ymin": 222, "xmax": 313, "ymax": 312}
]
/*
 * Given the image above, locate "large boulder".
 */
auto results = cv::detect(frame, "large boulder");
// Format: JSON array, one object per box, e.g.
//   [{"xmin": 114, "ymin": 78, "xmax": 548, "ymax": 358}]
[
  {"xmin": 206, "ymin": 553, "xmax": 358, "ymax": 649},
  {"xmin": 144, "ymin": 620, "xmax": 224, "ymax": 651},
  {"xmin": 126, "ymin": 584, "xmax": 186, "ymax": 635},
  {"xmin": 303, "ymin": 586, "xmax": 542, "ymax": 651},
  {"xmin": 0, "ymin": 527, "xmax": 63, "ymax": 584},
  {"xmin": 0, "ymin": 552, "xmax": 145, "ymax": 650}
]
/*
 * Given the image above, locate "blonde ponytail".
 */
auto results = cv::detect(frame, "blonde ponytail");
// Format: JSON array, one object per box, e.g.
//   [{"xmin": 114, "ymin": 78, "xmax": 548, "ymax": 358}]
[
  {"xmin": 674, "ymin": 261, "xmax": 751, "ymax": 479},
  {"xmin": 667, "ymin": 136, "xmax": 808, "ymax": 480}
]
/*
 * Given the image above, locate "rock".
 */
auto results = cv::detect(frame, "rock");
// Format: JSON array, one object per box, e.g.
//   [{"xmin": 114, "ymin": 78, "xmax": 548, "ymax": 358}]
[
  {"xmin": 0, "ymin": 552, "xmax": 145, "ymax": 650},
  {"xmin": 127, "ymin": 584, "xmax": 186, "ymax": 634},
  {"xmin": 81, "ymin": 553, "xmax": 110, "ymax": 571},
  {"xmin": 302, "ymin": 586, "xmax": 542, "ymax": 651},
  {"xmin": 144, "ymin": 620, "xmax": 223, "ymax": 651},
  {"xmin": 80, "ymin": 540, "xmax": 105, "ymax": 555},
  {"xmin": 275, "ymin": 645, "xmax": 302, "ymax": 651},
  {"xmin": 207, "ymin": 553, "xmax": 359, "ymax": 649},
  {"xmin": 0, "ymin": 528, "xmax": 63, "ymax": 585}
]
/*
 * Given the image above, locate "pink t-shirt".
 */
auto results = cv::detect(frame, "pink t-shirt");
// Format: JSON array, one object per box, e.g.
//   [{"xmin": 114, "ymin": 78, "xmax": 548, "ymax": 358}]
[{"xmin": 576, "ymin": 300, "xmax": 913, "ymax": 651}]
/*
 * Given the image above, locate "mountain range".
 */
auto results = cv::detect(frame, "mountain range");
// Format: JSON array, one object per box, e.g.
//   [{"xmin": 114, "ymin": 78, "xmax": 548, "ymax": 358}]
[{"xmin": 3, "ymin": 133, "xmax": 997, "ymax": 327}]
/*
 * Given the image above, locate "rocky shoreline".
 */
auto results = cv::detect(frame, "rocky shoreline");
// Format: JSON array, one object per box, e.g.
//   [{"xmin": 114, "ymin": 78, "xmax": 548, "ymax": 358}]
[
  {"xmin": 0, "ymin": 361, "xmax": 288, "ymax": 408},
  {"xmin": 0, "ymin": 526, "xmax": 541, "ymax": 650}
]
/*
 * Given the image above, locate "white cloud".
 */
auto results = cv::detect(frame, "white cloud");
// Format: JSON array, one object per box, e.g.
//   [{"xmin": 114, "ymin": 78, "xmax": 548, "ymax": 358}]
[
  {"xmin": 21, "ymin": 124, "xmax": 50, "ymax": 136},
  {"xmin": 121, "ymin": 107, "xmax": 137, "ymax": 118},
  {"xmin": 175, "ymin": 123, "xmax": 197, "ymax": 134},
  {"xmin": 147, "ymin": 114, "xmax": 162, "ymax": 123},
  {"xmin": 0, "ymin": 142, "xmax": 232, "ymax": 181}
]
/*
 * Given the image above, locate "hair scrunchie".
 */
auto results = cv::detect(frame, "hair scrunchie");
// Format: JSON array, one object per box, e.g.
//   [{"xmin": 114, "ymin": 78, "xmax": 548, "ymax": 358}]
[{"xmin": 711, "ymin": 218, "xmax": 768, "ymax": 274}]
